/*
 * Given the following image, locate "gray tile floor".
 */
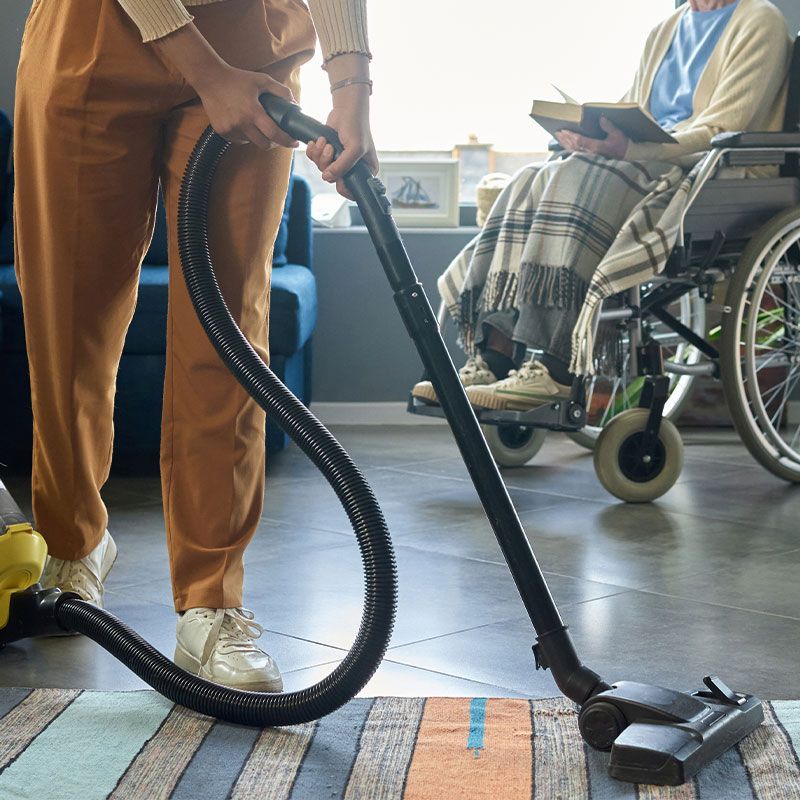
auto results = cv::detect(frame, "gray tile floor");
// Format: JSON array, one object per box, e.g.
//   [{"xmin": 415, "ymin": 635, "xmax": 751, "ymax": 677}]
[{"xmin": 2, "ymin": 426, "xmax": 799, "ymax": 700}]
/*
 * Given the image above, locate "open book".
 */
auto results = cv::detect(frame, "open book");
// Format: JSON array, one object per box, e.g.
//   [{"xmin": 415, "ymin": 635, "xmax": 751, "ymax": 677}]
[{"xmin": 531, "ymin": 88, "xmax": 677, "ymax": 144}]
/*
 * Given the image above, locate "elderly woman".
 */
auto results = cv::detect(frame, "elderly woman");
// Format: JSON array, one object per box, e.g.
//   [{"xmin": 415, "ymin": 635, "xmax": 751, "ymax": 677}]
[{"xmin": 413, "ymin": 0, "xmax": 792, "ymax": 411}]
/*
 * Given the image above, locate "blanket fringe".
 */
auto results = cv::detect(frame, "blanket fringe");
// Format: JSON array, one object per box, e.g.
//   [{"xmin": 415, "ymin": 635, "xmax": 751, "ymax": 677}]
[
  {"xmin": 570, "ymin": 294, "xmax": 602, "ymax": 376},
  {"xmin": 518, "ymin": 263, "xmax": 591, "ymax": 312},
  {"xmin": 456, "ymin": 272, "xmax": 519, "ymax": 354}
]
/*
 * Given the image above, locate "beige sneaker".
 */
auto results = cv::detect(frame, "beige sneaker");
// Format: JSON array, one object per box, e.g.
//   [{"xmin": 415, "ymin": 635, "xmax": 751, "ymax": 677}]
[
  {"xmin": 411, "ymin": 354, "xmax": 498, "ymax": 405},
  {"xmin": 466, "ymin": 359, "xmax": 571, "ymax": 411},
  {"xmin": 174, "ymin": 607, "xmax": 283, "ymax": 692},
  {"xmin": 41, "ymin": 529, "xmax": 117, "ymax": 608}
]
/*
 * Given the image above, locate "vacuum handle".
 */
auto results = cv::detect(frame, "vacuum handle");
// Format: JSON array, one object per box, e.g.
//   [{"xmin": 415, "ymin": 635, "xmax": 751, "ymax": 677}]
[
  {"xmin": 260, "ymin": 94, "xmax": 344, "ymax": 157},
  {"xmin": 259, "ymin": 94, "xmax": 374, "ymax": 183}
]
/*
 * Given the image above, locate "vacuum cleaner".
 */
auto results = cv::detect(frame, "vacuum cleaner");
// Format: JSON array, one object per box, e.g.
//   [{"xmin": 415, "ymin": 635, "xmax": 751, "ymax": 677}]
[{"xmin": 0, "ymin": 94, "xmax": 763, "ymax": 785}]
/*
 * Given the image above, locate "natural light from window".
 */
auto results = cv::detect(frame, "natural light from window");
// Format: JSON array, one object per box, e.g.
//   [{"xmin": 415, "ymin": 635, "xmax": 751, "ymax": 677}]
[{"xmin": 299, "ymin": 0, "xmax": 677, "ymax": 153}]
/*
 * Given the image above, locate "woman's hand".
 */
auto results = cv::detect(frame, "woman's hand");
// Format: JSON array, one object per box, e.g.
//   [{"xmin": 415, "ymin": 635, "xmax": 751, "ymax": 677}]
[
  {"xmin": 195, "ymin": 66, "xmax": 299, "ymax": 149},
  {"xmin": 305, "ymin": 85, "xmax": 378, "ymax": 199},
  {"xmin": 555, "ymin": 117, "xmax": 630, "ymax": 160},
  {"xmin": 305, "ymin": 54, "xmax": 378, "ymax": 199},
  {"xmin": 152, "ymin": 22, "xmax": 298, "ymax": 149}
]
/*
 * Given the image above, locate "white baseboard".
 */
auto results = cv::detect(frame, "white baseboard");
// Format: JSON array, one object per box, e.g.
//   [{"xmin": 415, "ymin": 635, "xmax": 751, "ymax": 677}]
[{"xmin": 310, "ymin": 402, "xmax": 445, "ymax": 426}]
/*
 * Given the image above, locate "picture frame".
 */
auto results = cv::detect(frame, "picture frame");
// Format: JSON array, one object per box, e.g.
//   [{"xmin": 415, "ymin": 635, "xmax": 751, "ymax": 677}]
[{"xmin": 378, "ymin": 159, "xmax": 460, "ymax": 228}]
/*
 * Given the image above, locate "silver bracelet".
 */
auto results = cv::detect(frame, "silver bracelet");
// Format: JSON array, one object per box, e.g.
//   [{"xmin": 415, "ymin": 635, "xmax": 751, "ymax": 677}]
[{"xmin": 330, "ymin": 77, "xmax": 373, "ymax": 95}]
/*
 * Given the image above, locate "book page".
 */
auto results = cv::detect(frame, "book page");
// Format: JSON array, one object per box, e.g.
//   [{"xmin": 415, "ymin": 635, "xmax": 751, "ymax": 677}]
[{"xmin": 551, "ymin": 84, "xmax": 581, "ymax": 105}]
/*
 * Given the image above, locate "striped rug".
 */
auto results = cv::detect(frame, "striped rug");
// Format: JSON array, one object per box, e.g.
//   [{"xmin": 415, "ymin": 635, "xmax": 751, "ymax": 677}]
[{"xmin": 0, "ymin": 689, "xmax": 798, "ymax": 799}]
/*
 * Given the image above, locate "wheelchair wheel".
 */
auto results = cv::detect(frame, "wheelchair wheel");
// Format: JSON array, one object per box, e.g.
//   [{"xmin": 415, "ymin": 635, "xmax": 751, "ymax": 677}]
[
  {"xmin": 483, "ymin": 424, "xmax": 547, "ymax": 467},
  {"xmin": 720, "ymin": 207, "xmax": 800, "ymax": 483},
  {"xmin": 594, "ymin": 408, "xmax": 684, "ymax": 503},
  {"xmin": 569, "ymin": 288, "xmax": 705, "ymax": 450}
]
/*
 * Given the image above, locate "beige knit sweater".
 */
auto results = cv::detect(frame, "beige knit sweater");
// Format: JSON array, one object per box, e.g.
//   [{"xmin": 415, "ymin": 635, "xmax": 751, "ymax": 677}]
[
  {"xmin": 118, "ymin": 0, "xmax": 369, "ymax": 61},
  {"xmin": 623, "ymin": 0, "xmax": 792, "ymax": 166}
]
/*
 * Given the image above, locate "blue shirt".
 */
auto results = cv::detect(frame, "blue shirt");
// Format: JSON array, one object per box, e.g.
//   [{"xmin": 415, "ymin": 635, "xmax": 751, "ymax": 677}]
[{"xmin": 649, "ymin": 1, "xmax": 740, "ymax": 131}]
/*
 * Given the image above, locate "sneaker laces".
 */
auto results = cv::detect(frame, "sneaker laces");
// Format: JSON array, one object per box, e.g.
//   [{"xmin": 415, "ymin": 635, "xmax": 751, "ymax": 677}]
[
  {"xmin": 199, "ymin": 607, "xmax": 266, "ymax": 666},
  {"xmin": 459, "ymin": 354, "xmax": 492, "ymax": 379},
  {"xmin": 502, "ymin": 359, "xmax": 547, "ymax": 384},
  {"xmin": 44, "ymin": 557, "xmax": 102, "ymax": 600}
]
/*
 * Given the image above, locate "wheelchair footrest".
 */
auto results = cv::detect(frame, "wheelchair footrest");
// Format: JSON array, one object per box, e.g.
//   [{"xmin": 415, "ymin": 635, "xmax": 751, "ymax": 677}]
[{"xmin": 407, "ymin": 395, "xmax": 585, "ymax": 431}]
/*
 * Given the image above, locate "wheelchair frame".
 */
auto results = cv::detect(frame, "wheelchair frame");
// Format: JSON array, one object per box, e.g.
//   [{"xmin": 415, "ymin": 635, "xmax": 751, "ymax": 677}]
[{"xmin": 408, "ymin": 133, "xmax": 800, "ymax": 500}]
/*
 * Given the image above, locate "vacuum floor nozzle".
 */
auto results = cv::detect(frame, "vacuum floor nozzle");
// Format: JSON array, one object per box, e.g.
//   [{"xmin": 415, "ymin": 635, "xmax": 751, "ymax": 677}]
[{"xmin": 579, "ymin": 676, "xmax": 764, "ymax": 785}]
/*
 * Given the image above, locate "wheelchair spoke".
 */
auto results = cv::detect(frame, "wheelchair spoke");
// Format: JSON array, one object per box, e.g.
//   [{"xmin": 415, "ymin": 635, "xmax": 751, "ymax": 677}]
[
  {"xmin": 761, "ymin": 287, "xmax": 800, "ymax": 335},
  {"xmin": 753, "ymin": 344, "xmax": 792, "ymax": 371},
  {"xmin": 723, "ymin": 210, "xmax": 800, "ymax": 477},
  {"xmin": 585, "ymin": 377, "xmax": 596, "ymax": 422},
  {"xmin": 790, "ymin": 422, "xmax": 800, "ymax": 450},
  {"xmin": 767, "ymin": 369, "xmax": 800, "ymax": 428}
]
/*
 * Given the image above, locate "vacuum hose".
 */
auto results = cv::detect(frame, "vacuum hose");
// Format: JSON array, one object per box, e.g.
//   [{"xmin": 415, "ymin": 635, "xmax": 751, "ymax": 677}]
[{"xmin": 54, "ymin": 98, "xmax": 398, "ymax": 726}]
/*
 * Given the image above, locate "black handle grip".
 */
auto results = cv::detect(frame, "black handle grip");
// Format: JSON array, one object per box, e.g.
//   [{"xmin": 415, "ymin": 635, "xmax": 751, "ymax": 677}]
[
  {"xmin": 258, "ymin": 93, "xmax": 376, "ymax": 188},
  {"xmin": 259, "ymin": 94, "xmax": 345, "ymax": 158}
]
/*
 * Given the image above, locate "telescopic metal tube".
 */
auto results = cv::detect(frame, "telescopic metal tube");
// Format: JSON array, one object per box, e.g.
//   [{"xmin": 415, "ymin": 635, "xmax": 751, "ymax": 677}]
[{"xmin": 259, "ymin": 95, "xmax": 608, "ymax": 703}]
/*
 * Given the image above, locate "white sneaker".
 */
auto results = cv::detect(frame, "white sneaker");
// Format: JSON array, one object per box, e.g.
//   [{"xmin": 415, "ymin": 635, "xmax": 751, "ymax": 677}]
[
  {"xmin": 41, "ymin": 529, "xmax": 117, "ymax": 608},
  {"xmin": 411, "ymin": 354, "xmax": 498, "ymax": 404},
  {"xmin": 174, "ymin": 607, "xmax": 283, "ymax": 692},
  {"xmin": 466, "ymin": 359, "xmax": 571, "ymax": 411}
]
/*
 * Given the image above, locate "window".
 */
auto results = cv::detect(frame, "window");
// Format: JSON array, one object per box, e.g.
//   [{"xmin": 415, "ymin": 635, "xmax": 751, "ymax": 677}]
[{"xmin": 297, "ymin": 0, "xmax": 677, "ymax": 197}]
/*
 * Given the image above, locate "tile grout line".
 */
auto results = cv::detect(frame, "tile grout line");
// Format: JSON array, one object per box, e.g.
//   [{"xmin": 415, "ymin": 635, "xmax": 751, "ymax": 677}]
[
  {"xmin": 281, "ymin": 655, "xmax": 543, "ymax": 698},
  {"xmin": 634, "ymin": 586, "xmax": 800, "ymax": 623}
]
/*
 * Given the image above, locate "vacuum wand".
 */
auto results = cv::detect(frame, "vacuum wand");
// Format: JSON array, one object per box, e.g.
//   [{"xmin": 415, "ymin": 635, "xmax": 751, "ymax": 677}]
[
  {"xmin": 258, "ymin": 93, "xmax": 766, "ymax": 785},
  {"xmin": 260, "ymin": 92, "xmax": 606, "ymax": 705}
]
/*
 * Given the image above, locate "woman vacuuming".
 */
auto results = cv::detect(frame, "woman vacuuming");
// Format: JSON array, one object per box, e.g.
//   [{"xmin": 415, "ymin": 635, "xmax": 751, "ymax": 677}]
[{"xmin": 15, "ymin": 0, "xmax": 376, "ymax": 692}]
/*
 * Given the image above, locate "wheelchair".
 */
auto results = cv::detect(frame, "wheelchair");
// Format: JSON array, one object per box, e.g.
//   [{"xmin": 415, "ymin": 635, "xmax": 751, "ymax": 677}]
[{"xmin": 409, "ymin": 34, "xmax": 800, "ymax": 503}]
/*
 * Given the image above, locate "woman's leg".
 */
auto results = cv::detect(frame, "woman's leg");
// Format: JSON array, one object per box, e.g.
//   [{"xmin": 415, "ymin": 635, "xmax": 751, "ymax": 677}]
[
  {"xmin": 14, "ymin": 0, "xmax": 175, "ymax": 561},
  {"xmin": 158, "ymin": 0, "xmax": 315, "ymax": 612},
  {"xmin": 160, "ymin": 99, "xmax": 295, "ymax": 611}
]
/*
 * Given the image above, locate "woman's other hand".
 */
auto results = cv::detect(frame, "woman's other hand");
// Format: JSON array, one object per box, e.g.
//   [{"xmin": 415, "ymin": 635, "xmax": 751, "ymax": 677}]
[
  {"xmin": 152, "ymin": 23, "xmax": 298, "ymax": 149},
  {"xmin": 305, "ymin": 54, "xmax": 379, "ymax": 199},
  {"xmin": 555, "ymin": 117, "xmax": 630, "ymax": 160}
]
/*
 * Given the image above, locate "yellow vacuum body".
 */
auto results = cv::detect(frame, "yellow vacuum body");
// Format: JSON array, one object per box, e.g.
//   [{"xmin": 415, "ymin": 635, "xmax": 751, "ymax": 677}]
[{"xmin": 0, "ymin": 522, "xmax": 48, "ymax": 629}]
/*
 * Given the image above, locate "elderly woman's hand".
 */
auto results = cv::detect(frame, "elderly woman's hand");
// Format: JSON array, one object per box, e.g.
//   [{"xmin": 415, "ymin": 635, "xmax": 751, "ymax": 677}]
[{"xmin": 555, "ymin": 117, "xmax": 630, "ymax": 160}]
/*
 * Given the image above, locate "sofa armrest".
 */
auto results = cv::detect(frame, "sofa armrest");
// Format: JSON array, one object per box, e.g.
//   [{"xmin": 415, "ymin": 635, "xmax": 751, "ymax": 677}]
[
  {"xmin": 286, "ymin": 174, "xmax": 313, "ymax": 269},
  {"xmin": 711, "ymin": 131, "xmax": 800, "ymax": 149}
]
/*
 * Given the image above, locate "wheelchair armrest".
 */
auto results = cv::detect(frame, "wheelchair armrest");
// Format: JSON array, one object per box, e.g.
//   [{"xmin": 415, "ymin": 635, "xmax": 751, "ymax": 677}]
[{"xmin": 711, "ymin": 131, "xmax": 800, "ymax": 149}]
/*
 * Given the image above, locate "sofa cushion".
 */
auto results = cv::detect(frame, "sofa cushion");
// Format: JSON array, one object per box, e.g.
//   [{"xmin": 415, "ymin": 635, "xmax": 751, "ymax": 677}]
[
  {"xmin": 0, "ymin": 179, "xmax": 11, "ymax": 265},
  {"xmin": 122, "ymin": 261, "xmax": 316, "ymax": 356},
  {"xmin": 3, "ymin": 258, "xmax": 316, "ymax": 357},
  {"xmin": 269, "ymin": 263, "xmax": 317, "ymax": 356},
  {"xmin": 0, "ymin": 265, "xmax": 22, "ymax": 352},
  {"xmin": 142, "ymin": 199, "xmax": 168, "ymax": 265},
  {"xmin": 126, "ymin": 266, "xmax": 169, "ymax": 353},
  {"xmin": 272, "ymin": 170, "xmax": 294, "ymax": 268},
  {"xmin": 142, "ymin": 175, "xmax": 295, "ymax": 268}
]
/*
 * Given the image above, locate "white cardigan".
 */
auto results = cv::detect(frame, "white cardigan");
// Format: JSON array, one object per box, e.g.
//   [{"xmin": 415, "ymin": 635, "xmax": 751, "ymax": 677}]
[{"xmin": 623, "ymin": 0, "xmax": 793, "ymax": 166}]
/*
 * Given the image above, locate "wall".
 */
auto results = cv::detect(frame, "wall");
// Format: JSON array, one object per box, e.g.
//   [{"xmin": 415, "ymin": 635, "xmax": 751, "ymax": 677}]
[
  {"xmin": 775, "ymin": 0, "xmax": 800, "ymax": 32},
  {"xmin": 311, "ymin": 228, "xmax": 474, "ymax": 402},
  {"xmin": 0, "ymin": 1, "xmax": 27, "ymax": 116}
]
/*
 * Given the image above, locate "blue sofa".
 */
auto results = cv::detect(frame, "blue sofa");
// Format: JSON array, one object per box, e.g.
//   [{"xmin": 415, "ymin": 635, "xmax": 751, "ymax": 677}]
[{"xmin": 0, "ymin": 110, "xmax": 316, "ymax": 470}]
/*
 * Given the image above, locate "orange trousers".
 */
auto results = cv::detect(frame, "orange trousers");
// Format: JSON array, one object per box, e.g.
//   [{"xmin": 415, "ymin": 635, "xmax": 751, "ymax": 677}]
[{"xmin": 13, "ymin": 0, "xmax": 315, "ymax": 610}]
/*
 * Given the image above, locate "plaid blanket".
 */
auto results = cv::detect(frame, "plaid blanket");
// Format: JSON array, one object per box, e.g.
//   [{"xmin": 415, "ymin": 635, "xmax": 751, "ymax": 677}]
[{"xmin": 438, "ymin": 154, "xmax": 698, "ymax": 374}]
